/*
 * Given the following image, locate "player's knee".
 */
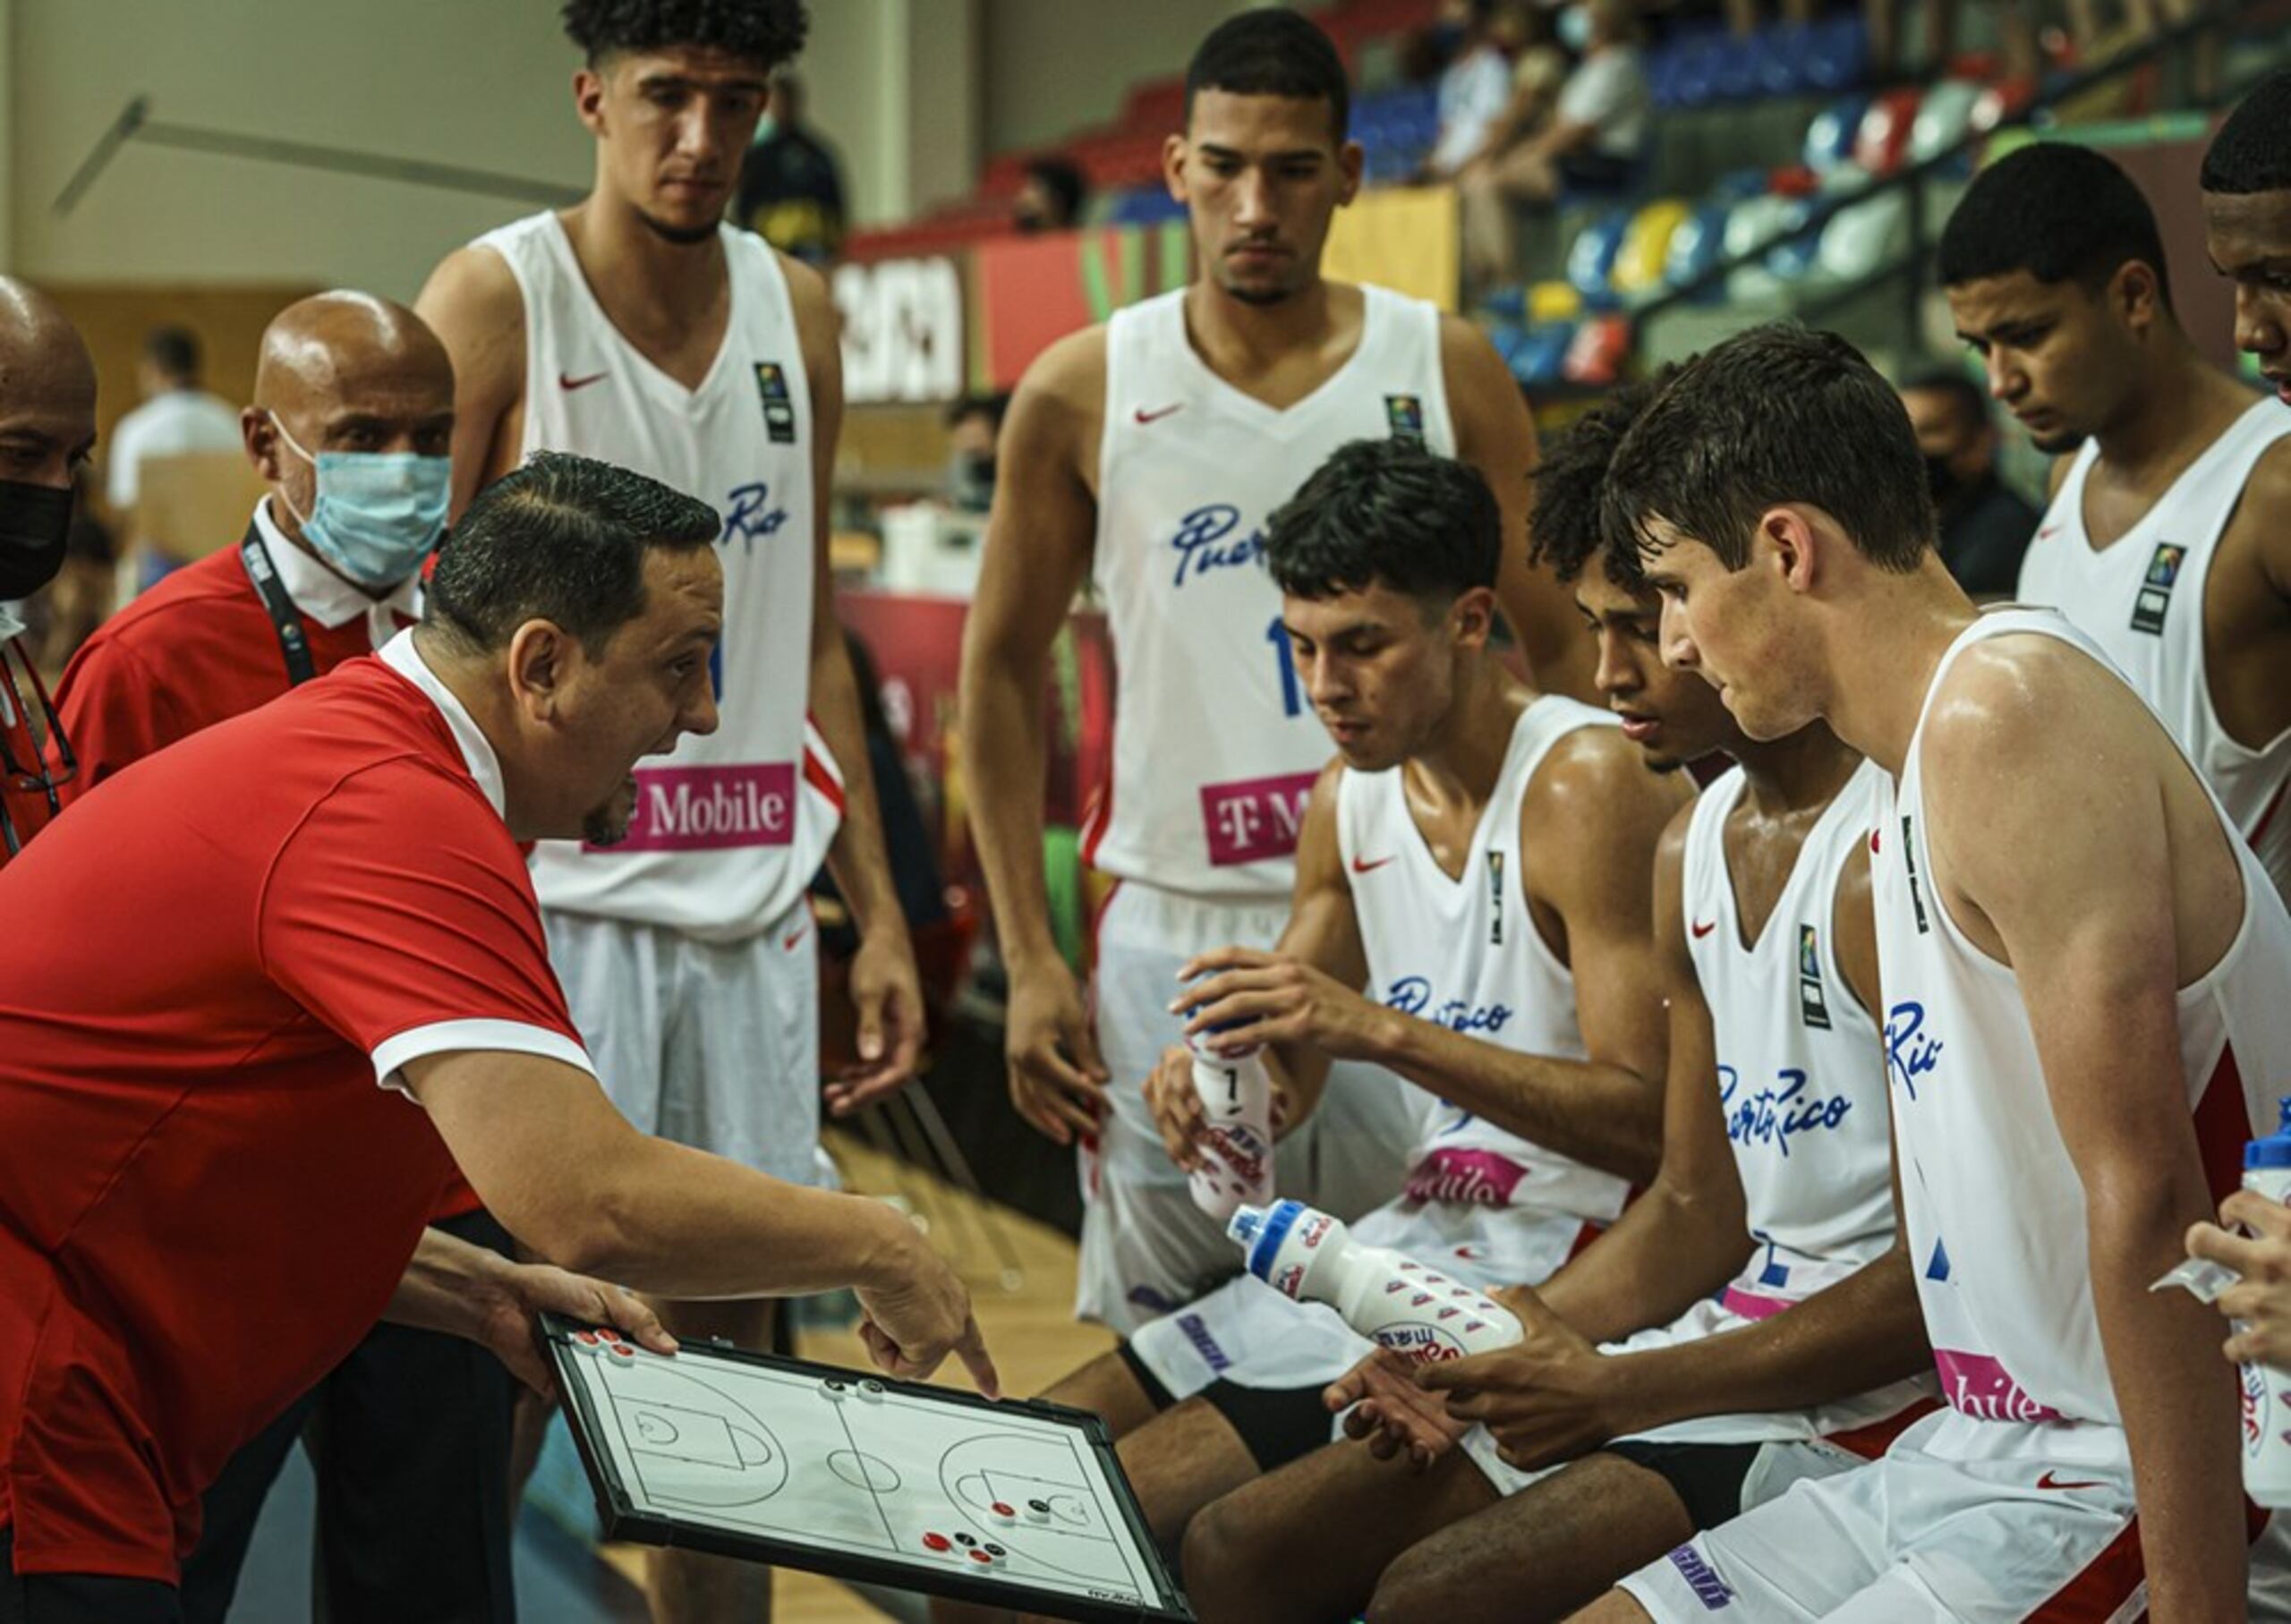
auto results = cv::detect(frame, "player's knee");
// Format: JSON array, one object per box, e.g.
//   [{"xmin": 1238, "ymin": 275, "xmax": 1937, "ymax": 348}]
[
  {"xmin": 1176, "ymin": 1488, "xmax": 1262, "ymax": 1615},
  {"xmin": 1363, "ymin": 1541, "xmax": 1456, "ymax": 1624}
]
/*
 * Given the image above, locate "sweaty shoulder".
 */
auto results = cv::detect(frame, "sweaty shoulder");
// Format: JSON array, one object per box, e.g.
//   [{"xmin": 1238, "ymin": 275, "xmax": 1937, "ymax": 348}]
[
  {"xmin": 1524, "ymin": 714, "xmax": 1680, "ymax": 826},
  {"xmin": 1920, "ymin": 631, "xmax": 2142, "ymax": 788},
  {"xmin": 2235, "ymin": 437, "xmax": 2291, "ymax": 576},
  {"xmin": 1020, "ymin": 324, "xmax": 1110, "ymax": 416}
]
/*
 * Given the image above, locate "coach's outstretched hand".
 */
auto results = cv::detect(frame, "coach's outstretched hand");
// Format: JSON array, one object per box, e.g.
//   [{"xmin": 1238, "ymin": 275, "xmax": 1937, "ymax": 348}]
[
  {"xmin": 1003, "ymin": 957, "xmax": 1110, "ymax": 1145},
  {"xmin": 855, "ymin": 1235, "xmax": 1002, "ymax": 1399},
  {"xmin": 484, "ymin": 1261, "xmax": 678, "ymax": 1397}
]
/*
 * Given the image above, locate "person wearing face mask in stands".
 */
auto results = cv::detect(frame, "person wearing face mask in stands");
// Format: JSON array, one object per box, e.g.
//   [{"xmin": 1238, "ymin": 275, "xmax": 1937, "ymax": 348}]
[
  {"xmin": 1895, "ymin": 369, "xmax": 2039, "ymax": 599},
  {"xmin": 56, "ymin": 292, "xmax": 450, "ymax": 803},
  {"xmin": 50, "ymin": 291, "xmax": 515, "ymax": 1624},
  {"xmin": 0, "ymin": 280, "xmax": 97, "ymax": 870}
]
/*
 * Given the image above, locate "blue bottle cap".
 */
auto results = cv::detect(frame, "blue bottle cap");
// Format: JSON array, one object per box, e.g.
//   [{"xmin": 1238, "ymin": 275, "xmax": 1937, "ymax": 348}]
[
  {"xmin": 1232, "ymin": 1198, "xmax": 1309, "ymax": 1281},
  {"xmin": 2247, "ymin": 1096, "xmax": 2291, "ymax": 1169}
]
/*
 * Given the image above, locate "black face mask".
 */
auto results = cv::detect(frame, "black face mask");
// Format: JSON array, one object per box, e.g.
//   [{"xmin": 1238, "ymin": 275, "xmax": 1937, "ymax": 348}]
[
  {"xmin": 1922, "ymin": 454, "xmax": 1964, "ymax": 509},
  {"xmin": 0, "ymin": 478, "xmax": 73, "ymax": 600}
]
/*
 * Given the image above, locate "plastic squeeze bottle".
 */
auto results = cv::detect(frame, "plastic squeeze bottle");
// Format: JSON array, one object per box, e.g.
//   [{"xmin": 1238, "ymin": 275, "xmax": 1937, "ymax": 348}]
[
  {"xmin": 1227, "ymin": 1199, "xmax": 1520, "ymax": 1364},
  {"xmin": 1184, "ymin": 1036, "xmax": 1275, "ymax": 1222},
  {"xmin": 2240, "ymin": 1098, "xmax": 2291, "ymax": 1509}
]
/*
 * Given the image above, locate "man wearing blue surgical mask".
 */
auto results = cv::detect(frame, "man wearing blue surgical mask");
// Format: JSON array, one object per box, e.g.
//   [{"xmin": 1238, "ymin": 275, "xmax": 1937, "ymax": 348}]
[{"xmin": 51, "ymin": 290, "xmax": 518, "ymax": 1624}]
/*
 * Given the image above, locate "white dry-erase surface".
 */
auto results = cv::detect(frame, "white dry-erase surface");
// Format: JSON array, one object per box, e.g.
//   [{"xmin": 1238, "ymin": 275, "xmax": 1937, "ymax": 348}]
[{"xmin": 541, "ymin": 1317, "xmax": 1191, "ymax": 1622}]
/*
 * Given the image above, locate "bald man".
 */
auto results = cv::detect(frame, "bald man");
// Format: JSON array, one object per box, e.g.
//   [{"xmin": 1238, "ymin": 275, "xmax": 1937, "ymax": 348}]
[
  {"xmin": 0, "ymin": 277, "xmax": 98, "ymax": 865},
  {"xmin": 58, "ymin": 291, "xmax": 452, "ymax": 799},
  {"xmin": 53, "ymin": 293, "xmax": 513, "ymax": 1624}
]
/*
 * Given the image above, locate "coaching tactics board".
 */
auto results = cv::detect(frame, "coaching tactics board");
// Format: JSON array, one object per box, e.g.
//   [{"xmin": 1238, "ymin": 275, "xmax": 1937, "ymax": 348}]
[{"xmin": 541, "ymin": 1316, "xmax": 1191, "ymax": 1622}]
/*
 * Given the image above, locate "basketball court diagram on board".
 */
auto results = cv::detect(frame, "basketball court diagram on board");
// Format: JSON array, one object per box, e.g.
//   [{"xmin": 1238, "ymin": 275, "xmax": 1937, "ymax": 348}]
[{"xmin": 541, "ymin": 1317, "xmax": 1192, "ymax": 1622}]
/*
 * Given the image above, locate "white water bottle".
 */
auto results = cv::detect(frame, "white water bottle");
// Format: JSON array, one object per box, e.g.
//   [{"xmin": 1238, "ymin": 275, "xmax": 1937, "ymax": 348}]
[
  {"xmin": 1227, "ymin": 1199, "xmax": 1521, "ymax": 1365},
  {"xmin": 1184, "ymin": 1038, "xmax": 1275, "ymax": 1222},
  {"xmin": 2241, "ymin": 1098, "xmax": 2291, "ymax": 1508}
]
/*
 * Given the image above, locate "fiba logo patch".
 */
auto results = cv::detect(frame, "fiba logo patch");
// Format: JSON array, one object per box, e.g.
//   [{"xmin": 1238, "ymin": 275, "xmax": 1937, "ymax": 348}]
[
  {"xmin": 754, "ymin": 361, "xmax": 798, "ymax": 445},
  {"xmin": 1384, "ymin": 393, "xmax": 1425, "ymax": 445},
  {"xmin": 1796, "ymin": 923, "xmax": 1832, "ymax": 1030},
  {"xmin": 2130, "ymin": 540, "xmax": 2185, "ymax": 635}
]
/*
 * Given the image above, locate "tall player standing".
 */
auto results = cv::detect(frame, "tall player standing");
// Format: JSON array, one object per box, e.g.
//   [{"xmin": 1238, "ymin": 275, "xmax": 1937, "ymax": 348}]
[
  {"xmin": 1580, "ymin": 323, "xmax": 2291, "ymax": 1623},
  {"xmin": 959, "ymin": 8, "xmax": 1594, "ymax": 1338},
  {"xmin": 1938, "ymin": 141, "xmax": 2291, "ymax": 897},
  {"xmin": 416, "ymin": 4, "xmax": 922, "ymax": 1620}
]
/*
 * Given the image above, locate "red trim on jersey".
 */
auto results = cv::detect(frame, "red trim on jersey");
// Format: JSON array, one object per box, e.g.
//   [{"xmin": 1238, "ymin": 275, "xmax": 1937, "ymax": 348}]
[
  {"xmin": 1079, "ymin": 773, "xmax": 1111, "ymax": 870},
  {"xmin": 1822, "ymin": 1397, "xmax": 1941, "ymax": 1461},
  {"xmin": 803, "ymin": 746, "xmax": 846, "ymax": 816},
  {"xmin": 2033, "ymin": 1501, "xmax": 2268, "ymax": 1620},
  {"xmin": 2249, "ymin": 777, "xmax": 2290, "ymax": 853},
  {"xmin": 2193, "ymin": 1041, "xmax": 2250, "ymax": 1205},
  {"xmin": 1565, "ymin": 1220, "xmax": 1605, "ymax": 1263}
]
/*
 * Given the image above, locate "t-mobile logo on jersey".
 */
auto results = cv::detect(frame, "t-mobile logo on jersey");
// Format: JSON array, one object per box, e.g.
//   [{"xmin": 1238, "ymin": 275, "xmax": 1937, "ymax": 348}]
[
  {"xmin": 1200, "ymin": 771, "xmax": 1317, "ymax": 866},
  {"xmin": 591, "ymin": 763, "xmax": 796, "ymax": 854},
  {"xmin": 1933, "ymin": 1349, "xmax": 2065, "ymax": 1424}
]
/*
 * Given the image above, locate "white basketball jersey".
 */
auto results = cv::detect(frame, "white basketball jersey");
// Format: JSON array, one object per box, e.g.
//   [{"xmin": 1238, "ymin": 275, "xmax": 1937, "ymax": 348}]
[
  {"xmin": 1335, "ymin": 695, "xmax": 1631, "ymax": 1232},
  {"xmin": 2017, "ymin": 398, "xmax": 2291, "ymax": 901},
  {"xmin": 1874, "ymin": 608, "xmax": 2291, "ymax": 1428},
  {"xmin": 1684, "ymin": 761, "xmax": 1894, "ymax": 1316},
  {"xmin": 1086, "ymin": 284, "xmax": 1454, "ymax": 901},
  {"xmin": 478, "ymin": 211, "xmax": 834, "ymax": 942}
]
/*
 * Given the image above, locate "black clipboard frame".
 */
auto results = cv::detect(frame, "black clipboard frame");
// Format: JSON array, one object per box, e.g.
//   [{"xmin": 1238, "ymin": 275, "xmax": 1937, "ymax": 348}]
[{"xmin": 539, "ymin": 1314, "xmax": 1193, "ymax": 1623}]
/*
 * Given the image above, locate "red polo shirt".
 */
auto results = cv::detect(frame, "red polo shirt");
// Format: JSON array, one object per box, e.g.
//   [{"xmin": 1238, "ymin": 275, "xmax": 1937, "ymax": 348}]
[
  {"xmin": 0, "ymin": 637, "xmax": 591, "ymax": 1583},
  {"xmin": 55, "ymin": 526, "xmax": 406, "ymax": 805}
]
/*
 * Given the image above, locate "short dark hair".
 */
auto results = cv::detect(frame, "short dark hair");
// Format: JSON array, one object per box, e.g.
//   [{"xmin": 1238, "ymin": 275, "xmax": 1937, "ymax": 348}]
[
  {"xmin": 426, "ymin": 452, "xmax": 722, "ymax": 656},
  {"xmin": 2202, "ymin": 69, "xmax": 2291, "ymax": 196},
  {"xmin": 1265, "ymin": 438, "xmax": 1499, "ymax": 606},
  {"xmin": 1022, "ymin": 157, "xmax": 1087, "ymax": 226},
  {"xmin": 945, "ymin": 391, "xmax": 1009, "ymax": 431},
  {"xmin": 1185, "ymin": 8, "xmax": 1350, "ymax": 140},
  {"xmin": 1937, "ymin": 141, "xmax": 2173, "ymax": 310},
  {"xmin": 560, "ymin": 0, "xmax": 807, "ymax": 70},
  {"xmin": 1529, "ymin": 370, "xmax": 1677, "ymax": 591},
  {"xmin": 1602, "ymin": 324, "xmax": 1934, "ymax": 574},
  {"xmin": 144, "ymin": 326, "xmax": 200, "ymax": 380},
  {"xmin": 1900, "ymin": 367, "xmax": 1989, "ymax": 430}
]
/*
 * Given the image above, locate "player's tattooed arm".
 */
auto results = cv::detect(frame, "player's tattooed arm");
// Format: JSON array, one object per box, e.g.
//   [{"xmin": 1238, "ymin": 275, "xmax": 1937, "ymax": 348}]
[
  {"xmin": 1531, "ymin": 798, "xmax": 1752, "ymax": 1346},
  {"xmin": 1441, "ymin": 312, "xmax": 1596, "ymax": 706},
  {"xmin": 413, "ymin": 243, "xmax": 528, "ymax": 516},
  {"xmin": 960, "ymin": 330, "xmax": 1113, "ymax": 1144},
  {"xmin": 1928, "ymin": 641, "xmax": 2249, "ymax": 1623}
]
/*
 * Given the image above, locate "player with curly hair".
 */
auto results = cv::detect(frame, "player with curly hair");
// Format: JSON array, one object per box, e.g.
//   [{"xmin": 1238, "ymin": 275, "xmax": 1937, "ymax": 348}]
[{"xmin": 419, "ymin": 5, "xmax": 929, "ymax": 1619}]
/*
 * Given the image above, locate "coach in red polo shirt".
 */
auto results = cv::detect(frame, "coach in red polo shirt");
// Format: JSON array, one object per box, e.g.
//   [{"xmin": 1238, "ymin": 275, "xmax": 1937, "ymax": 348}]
[
  {"xmin": 0, "ymin": 278, "xmax": 96, "ymax": 866},
  {"xmin": 0, "ymin": 451, "xmax": 993, "ymax": 1619},
  {"xmin": 52, "ymin": 291, "xmax": 530, "ymax": 1624}
]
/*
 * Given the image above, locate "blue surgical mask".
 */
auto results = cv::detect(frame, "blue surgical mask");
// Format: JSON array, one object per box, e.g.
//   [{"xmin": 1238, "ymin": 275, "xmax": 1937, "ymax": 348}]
[
  {"xmin": 1558, "ymin": 4, "xmax": 1593, "ymax": 52},
  {"xmin": 271, "ymin": 417, "xmax": 449, "ymax": 590}
]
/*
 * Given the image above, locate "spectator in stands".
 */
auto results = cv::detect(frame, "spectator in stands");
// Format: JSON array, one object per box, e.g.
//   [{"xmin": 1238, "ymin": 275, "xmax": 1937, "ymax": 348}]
[
  {"xmin": 105, "ymin": 324, "xmax": 242, "ymax": 591},
  {"xmin": 944, "ymin": 392, "xmax": 1006, "ymax": 514},
  {"xmin": 733, "ymin": 72, "xmax": 846, "ymax": 266},
  {"xmin": 1458, "ymin": 0, "xmax": 1650, "ymax": 293},
  {"xmin": 1897, "ymin": 369, "xmax": 2040, "ymax": 597},
  {"xmin": 1013, "ymin": 157, "xmax": 1087, "ymax": 234},
  {"xmin": 1425, "ymin": 0, "xmax": 1520, "ymax": 181}
]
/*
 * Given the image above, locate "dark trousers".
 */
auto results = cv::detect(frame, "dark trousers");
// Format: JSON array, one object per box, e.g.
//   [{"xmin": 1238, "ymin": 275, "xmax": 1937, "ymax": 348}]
[
  {"xmin": 179, "ymin": 1208, "xmax": 518, "ymax": 1624},
  {"xmin": 0, "ymin": 1533, "xmax": 182, "ymax": 1624}
]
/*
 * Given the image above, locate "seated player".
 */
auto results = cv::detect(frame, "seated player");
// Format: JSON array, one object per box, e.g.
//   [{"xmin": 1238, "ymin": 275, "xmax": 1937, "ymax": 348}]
[
  {"xmin": 1179, "ymin": 378, "xmax": 1935, "ymax": 1624},
  {"xmin": 1578, "ymin": 323, "xmax": 2291, "ymax": 1623},
  {"xmin": 941, "ymin": 438, "xmax": 1684, "ymax": 1624}
]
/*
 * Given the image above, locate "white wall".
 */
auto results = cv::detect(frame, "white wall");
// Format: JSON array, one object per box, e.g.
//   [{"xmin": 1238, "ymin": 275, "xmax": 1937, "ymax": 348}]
[
  {"xmin": 9, "ymin": 0, "xmax": 590, "ymax": 298},
  {"xmin": 978, "ymin": 0, "xmax": 1261, "ymax": 155}
]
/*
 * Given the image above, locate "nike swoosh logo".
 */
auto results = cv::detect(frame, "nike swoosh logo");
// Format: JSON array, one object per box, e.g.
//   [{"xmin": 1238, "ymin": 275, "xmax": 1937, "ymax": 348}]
[
  {"xmin": 1691, "ymin": 920, "xmax": 1717, "ymax": 938},
  {"xmin": 1133, "ymin": 404, "xmax": 1183, "ymax": 424},
  {"xmin": 2038, "ymin": 523, "xmax": 2062, "ymax": 539},
  {"xmin": 783, "ymin": 927, "xmax": 806, "ymax": 950},
  {"xmin": 1350, "ymin": 854, "xmax": 1396, "ymax": 874},
  {"xmin": 2036, "ymin": 1471, "xmax": 2103, "ymax": 1491},
  {"xmin": 560, "ymin": 370, "xmax": 609, "ymax": 391}
]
